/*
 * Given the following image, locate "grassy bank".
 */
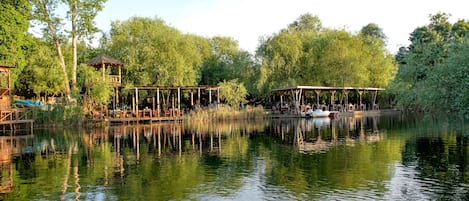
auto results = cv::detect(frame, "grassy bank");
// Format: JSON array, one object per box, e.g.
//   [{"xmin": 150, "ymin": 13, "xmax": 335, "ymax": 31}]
[{"xmin": 184, "ymin": 104, "xmax": 268, "ymax": 122}]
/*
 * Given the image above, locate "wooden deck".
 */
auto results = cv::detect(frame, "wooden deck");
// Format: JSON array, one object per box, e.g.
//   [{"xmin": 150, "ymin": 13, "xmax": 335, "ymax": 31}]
[
  {"xmin": 0, "ymin": 109, "xmax": 34, "ymax": 132},
  {"xmin": 269, "ymin": 109, "xmax": 400, "ymax": 118},
  {"xmin": 88, "ymin": 113, "xmax": 184, "ymax": 125}
]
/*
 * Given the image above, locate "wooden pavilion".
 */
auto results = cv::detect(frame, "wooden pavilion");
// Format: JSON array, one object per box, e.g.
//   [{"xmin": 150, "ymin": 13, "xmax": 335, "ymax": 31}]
[
  {"xmin": 0, "ymin": 65, "xmax": 34, "ymax": 132},
  {"xmin": 271, "ymin": 86, "xmax": 385, "ymax": 115},
  {"xmin": 86, "ymin": 54, "xmax": 124, "ymax": 109},
  {"xmin": 103, "ymin": 85, "xmax": 220, "ymax": 124}
]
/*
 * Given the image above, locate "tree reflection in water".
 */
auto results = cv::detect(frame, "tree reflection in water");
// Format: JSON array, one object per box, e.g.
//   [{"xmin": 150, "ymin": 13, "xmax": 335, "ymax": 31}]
[{"xmin": 0, "ymin": 116, "xmax": 467, "ymax": 200}]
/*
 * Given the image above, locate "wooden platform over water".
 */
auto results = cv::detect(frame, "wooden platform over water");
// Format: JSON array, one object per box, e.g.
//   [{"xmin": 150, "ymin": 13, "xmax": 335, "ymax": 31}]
[
  {"xmin": 0, "ymin": 109, "xmax": 34, "ymax": 132},
  {"xmin": 88, "ymin": 116, "xmax": 184, "ymax": 126},
  {"xmin": 269, "ymin": 109, "xmax": 400, "ymax": 118}
]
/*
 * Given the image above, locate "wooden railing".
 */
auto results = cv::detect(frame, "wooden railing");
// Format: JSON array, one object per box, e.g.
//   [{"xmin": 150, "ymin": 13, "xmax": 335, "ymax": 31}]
[
  {"xmin": 0, "ymin": 88, "xmax": 8, "ymax": 97},
  {"xmin": 0, "ymin": 108, "xmax": 34, "ymax": 123},
  {"xmin": 108, "ymin": 75, "xmax": 121, "ymax": 86}
]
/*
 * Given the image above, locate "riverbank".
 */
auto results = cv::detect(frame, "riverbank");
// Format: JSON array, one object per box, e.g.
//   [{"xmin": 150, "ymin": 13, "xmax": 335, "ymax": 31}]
[{"xmin": 269, "ymin": 109, "xmax": 401, "ymax": 118}]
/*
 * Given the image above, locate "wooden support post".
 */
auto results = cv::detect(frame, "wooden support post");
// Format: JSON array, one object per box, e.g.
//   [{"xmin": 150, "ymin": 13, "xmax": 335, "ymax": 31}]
[
  {"xmin": 314, "ymin": 90, "xmax": 321, "ymax": 108},
  {"xmin": 118, "ymin": 65, "xmax": 122, "ymax": 85},
  {"xmin": 330, "ymin": 90, "xmax": 336, "ymax": 106},
  {"xmin": 198, "ymin": 88, "xmax": 201, "ymax": 106},
  {"xmin": 152, "ymin": 96, "xmax": 155, "ymax": 118},
  {"xmin": 135, "ymin": 88, "xmax": 139, "ymax": 119},
  {"xmin": 209, "ymin": 89, "xmax": 212, "ymax": 106},
  {"xmin": 358, "ymin": 90, "xmax": 364, "ymax": 110},
  {"xmin": 101, "ymin": 63, "xmax": 105, "ymax": 81},
  {"xmin": 344, "ymin": 90, "xmax": 349, "ymax": 111},
  {"xmin": 177, "ymin": 87, "xmax": 181, "ymax": 116},
  {"xmin": 289, "ymin": 89, "xmax": 301, "ymax": 114},
  {"xmin": 372, "ymin": 90, "xmax": 378, "ymax": 110},
  {"xmin": 280, "ymin": 95, "xmax": 283, "ymax": 108},
  {"xmin": 157, "ymin": 88, "xmax": 160, "ymax": 117},
  {"xmin": 290, "ymin": 89, "xmax": 295, "ymax": 114},
  {"xmin": 132, "ymin": 97, "xmax": 135, "ymax": 114},
  {"xmin": 113, "ymin": 88, "xmax": 116, "ymax": 110},
  {"xmin": 217, "ymin": 87, "xmax": 220, "ymax": 109},
  {"xmin": 191, "ymin": 90, "xmax": 194, "ymax": 107},
  {"xmin": 116, "ymin": 88, "xmax": 119, "ymax": 109},
  {"xmin": 172, "ymin": 95, "xmax": 175, "ymax": 117}
]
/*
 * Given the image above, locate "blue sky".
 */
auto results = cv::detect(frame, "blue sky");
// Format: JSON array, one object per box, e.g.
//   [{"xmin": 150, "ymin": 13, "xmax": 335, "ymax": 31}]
[{"xmin": 94, "ymin": 0, "xmax": 469, "ymax": 54}]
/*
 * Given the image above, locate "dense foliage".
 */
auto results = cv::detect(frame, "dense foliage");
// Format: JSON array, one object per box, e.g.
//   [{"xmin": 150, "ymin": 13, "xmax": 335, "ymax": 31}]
[
  {"xmin": 392, "ymin": 13, "xmax": 469, "ymax": 118},
  {"xmin": 218, "ymin": 79, "xmax": 248, "ymax": 110},
  {"xmin": 2, "ymin": 1, "xmax": 467, "ymax": 119},
  {"xmin": 105, "ymin": 17, "xmax": 209, "ymax": 87},
  {"xmin": 255, "ymin": 14, "xmax": 397, "ymax": 95}
]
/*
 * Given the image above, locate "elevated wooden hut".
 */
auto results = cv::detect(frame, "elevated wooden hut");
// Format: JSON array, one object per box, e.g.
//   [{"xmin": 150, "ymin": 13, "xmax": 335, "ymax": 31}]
[
  {"xmin": 0, "ymin": 65, "xmax": 14, "ymax": 110},
  {"xmin": 87, "ymin": 55, "xmax": 125, "ymax": 109},
  {"xmin": 0, "ymin": 65, "xmax": 34, "ymax": 132},
  {"xmin": 86, "ymin": 54, "xmax": 124, "ymax": 86}
]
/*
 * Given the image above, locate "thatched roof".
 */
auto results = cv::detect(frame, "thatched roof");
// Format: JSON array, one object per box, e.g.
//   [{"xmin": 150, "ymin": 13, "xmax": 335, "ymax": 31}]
[
  {"xmin": 87, "ymin": 54, "xmax": 124, "ymax": 67},
  {"xmin": 0, "ymin": 65, "xmax": 15, "ymax": 68}
]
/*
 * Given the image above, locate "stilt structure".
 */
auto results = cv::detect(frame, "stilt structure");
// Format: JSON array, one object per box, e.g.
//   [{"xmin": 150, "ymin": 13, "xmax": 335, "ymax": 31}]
[
  {"xmin": 87, "ymin": 54, "xmax": 124, "ymax": 110},
  {"xmin": 0, "ymin": 65, "xmax": 34, "ymax": 132},
  {"xmin": 270, "ymin": 86, "xmax": 385, "ymax": 117}
]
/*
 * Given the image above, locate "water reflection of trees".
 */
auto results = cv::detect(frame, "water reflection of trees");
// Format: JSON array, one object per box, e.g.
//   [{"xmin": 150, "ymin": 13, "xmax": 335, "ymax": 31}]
[
  {"xmin": 0, "ymin": 121, "xmax": 267, "ymax": 200},
  {"xmin": 257, "ymin": 116, "xmax": 403, "ymax": 199},
  {"xmin": 401, "ymin": 128, "xmax": 469, "ymax": 200},
  {"xmin": 267, "ymin": 116, "xmax": 382, "ymax": 153},
  {"xmin": 0, "ymin": 134, "xmax": 34, "ymax": 197}
]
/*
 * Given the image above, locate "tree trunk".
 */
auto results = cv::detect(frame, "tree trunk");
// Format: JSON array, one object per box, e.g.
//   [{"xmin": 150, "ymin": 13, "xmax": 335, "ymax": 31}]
[
  {"xmin": 38, "ymin": 0, "xmax": 71, "ymax": 100},
  {"xmin": 50, "ymin": 23, "xmax": 71, "ymax": 100},
  {"xmin": 70, "ymin": 0, "xmax": 77, "ymax": 91}
]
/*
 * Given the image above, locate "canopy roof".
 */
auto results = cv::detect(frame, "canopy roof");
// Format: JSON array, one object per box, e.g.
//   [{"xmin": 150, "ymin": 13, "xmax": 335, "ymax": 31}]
[
  {"xmin": 272, "ymin": 85, "xmax": 385, "ymax": 92},
  {"xmin": 126, "ymin": 85, "xmax": 219, "ymax": 91},
  {"xmin": 0, "ymin": 65, "xmax": 15, "ymax": 68},
  {"xmin": 87, "ymin": 54, "xmax": 124, "ymax": 67}
]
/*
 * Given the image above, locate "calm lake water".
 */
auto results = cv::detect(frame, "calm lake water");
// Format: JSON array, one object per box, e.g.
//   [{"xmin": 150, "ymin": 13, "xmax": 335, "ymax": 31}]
[{"xmin": 0, "ymin": 114, "xmax": 468, "ymax": 200}]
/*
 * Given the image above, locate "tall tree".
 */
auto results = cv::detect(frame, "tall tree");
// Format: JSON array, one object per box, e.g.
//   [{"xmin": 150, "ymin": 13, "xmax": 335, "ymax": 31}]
[
  {"xmin": 218, "ymin": 79, "xmax": 247, "ymax": 110},
  {"xmin": 287, "ymin": 13, "xmax": 323, "ymax": 33},
  {"xmin": 30, "ymin": 0, "xmax": 71, "ymax": 99},
  {"xmin": 392, "ymin": 12, "xmax": 469, "ymax": 116},
  {"xmin": 256, "ymin": 14, "xmax": 396, "ymax": 94},
  {"xmin": 17, "ymin": 37, "xmax": 66, "ymax": 98},
  {"xmin": 107, "ymin": 17, "xmax": 209, "ymax": 87},
  {"xmin": 30, "ymin": 0, "xmax": 106, "ymax": 99},
  {"xmin": 360, "ymin": 23, "xmax": 387, "ymax": 42},
  {"xmin": 65, "ymin": 0, "xmax": 106, "ymax": 90}
]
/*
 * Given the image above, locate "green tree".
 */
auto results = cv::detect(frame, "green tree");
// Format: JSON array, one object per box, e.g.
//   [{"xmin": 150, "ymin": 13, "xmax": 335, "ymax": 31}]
[
  {"xmin": 199, "ymin": 36, "xmax": 240, "ymax": 85},
  {"xmin": 360, "ymin": 23, "xmax": 387, "ymax": 42},
  {"xmin": 287, "ymin": 13, "xmax": 323, "ymax": 33},
  {"xmin": 0, "ymin": 0, "xmax": 30, "ymax": 66},
  {"xmin": 256, "ymin": 14, "xmax": 396, "ymax": 94},
  {"xmin": 428, "ymin": 39, "xmax": 469, "ymax": 117},
  {"xmin": 65, "ymin": 0, "xmax": 106, "ymax": 90},
  {"xmin": 15, "ymin": 37, "xmax": 65, "ymax": 99},
  {"xmin": 0, "ymin": 0, "xmax": 30, "ymax": 87},
  {"xmin": 391, "ymin": 12, "xmax": 469, "ymax": 116},
  {"xmin": 218, "ymin": 79, "xmax": 247, "ymax": 110},
  {"xmin": 30, "ymin": 0, "xmax": 107, "ymax": 99},
  {"xmin": 77, "ymin": 63, "xmax": 112, "ymax": 113},
  {"xmin": 30, "ymin": 0, "xmax": 71, "ymax": 99},
  {"xmin": 199, "ymin": 36, "xmax": 259, "ymax": 97},
  {"xmin": 106, "ymin": 17, "xmax": 209, "ymax": 87}
]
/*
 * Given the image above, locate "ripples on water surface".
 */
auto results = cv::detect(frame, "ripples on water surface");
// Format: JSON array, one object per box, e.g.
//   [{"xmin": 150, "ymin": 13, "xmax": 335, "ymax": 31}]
[{"xmin": 0, "ymin": 115, "xmax": 468, "ymax": 200}]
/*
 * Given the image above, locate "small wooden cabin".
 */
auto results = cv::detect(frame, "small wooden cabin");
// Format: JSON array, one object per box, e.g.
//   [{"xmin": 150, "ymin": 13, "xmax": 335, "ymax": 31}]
[
  {"xmin": 0, "ymin": 65, "xmax": 34, "ymax": 132},
  {"xmin": 0, "ymin": 65, "xmax": 14, "ymax": 110},
  {"xmin": 86, "ymin": 54, "xmax": 124, "ymax": 86},
  {"xmin": 87, "ymin": 55, "xmax": 125, "ymax": 110}
]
